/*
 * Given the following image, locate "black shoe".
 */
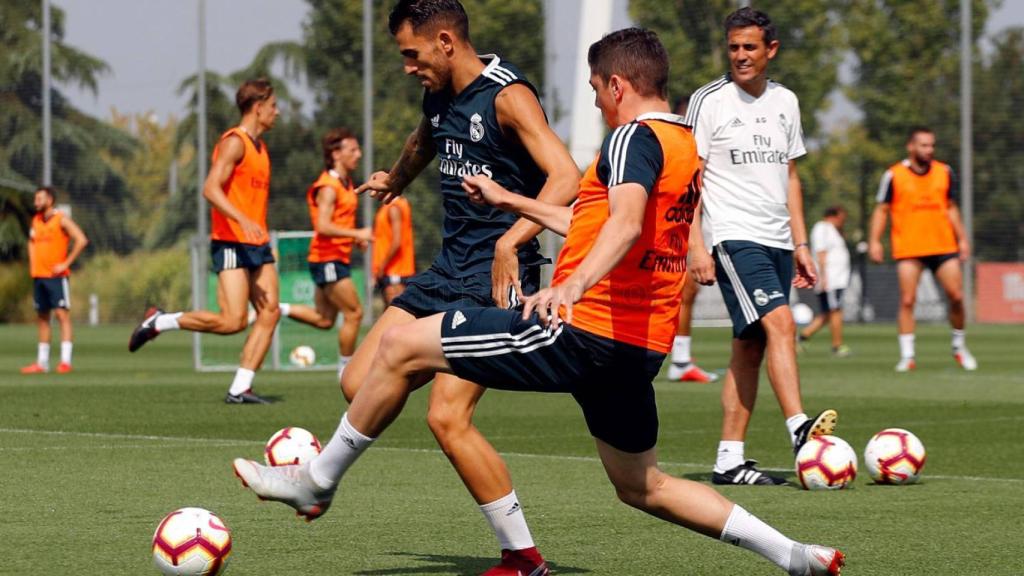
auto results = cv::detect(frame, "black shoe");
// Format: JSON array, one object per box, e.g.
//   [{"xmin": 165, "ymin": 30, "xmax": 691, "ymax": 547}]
[
  {"xmin": 225, "ymin": 391, "xmax": 273, "ymax": 405},
  {"xmin": 129, "ymin": 306, "xmax": 163, "ymax": 352},
  {"xmin": 793, "ymin": 409, "xmax": 839, "ymax": 455},
  {"xmin": 712, "ymin": 460, "xmax": 787, "ymax": 485}
]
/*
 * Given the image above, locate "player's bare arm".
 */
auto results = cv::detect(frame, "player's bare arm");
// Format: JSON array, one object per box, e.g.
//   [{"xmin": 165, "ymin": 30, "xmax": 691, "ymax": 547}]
[
  {"xmin": 491, "ymin": 82, "xmax": 580, "ymax": 306},
  {"xmin": 787, "ymin": 160, "xmax": 817, "ymax": 288},
  {"xmin": 313, "ymin": 187, "xmax": 372, "ymax": 242},
  {"xmin": 356, "ymin": 118, "xmax": 436, "ymax": 204},
  {"xmin": 461, "ymin": 174, "xmax": 571, "ymax": 236},
  {"xmin": 687, "ymin": 159, "xmax": 716, "ymax": 286},
  {"xmin": 52, "ymin": 215, "xmax": 89, "ymax": 275},
  {"xmin": 868, "ymin": 202, "xmax": 890, "ymax": 263},
  {"xmin": 523, "ymin": 183, "xmax": 647, "ymax": 329},
  {"xmin": 204, "ymin": 135, "xmax": 265, "ymax": 243},
  {"xmin": 947, "ymin": 203, "xmax": 970, "ymax": 260}
]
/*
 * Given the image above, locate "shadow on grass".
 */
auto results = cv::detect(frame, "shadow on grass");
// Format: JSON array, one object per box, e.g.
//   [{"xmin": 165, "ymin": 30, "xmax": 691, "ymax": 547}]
[{"xmin": 353, "ymin": 552, "xmax": 591, "ymax": 575}]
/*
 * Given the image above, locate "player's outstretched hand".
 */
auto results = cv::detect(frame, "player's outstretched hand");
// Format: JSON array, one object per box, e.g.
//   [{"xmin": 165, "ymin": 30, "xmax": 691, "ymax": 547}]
[
  {"xmin": 793, "ymin": 246, "xmax": 818, "ymax": 289},
  {"xmin": 462, "ymin": 174, "xmax": 511, "ymax": 208},
  {"xmin": 523, "ymin": 280, "xmax": 584, "ymax": 330},
  {"xmin": 357, "ymin": 171, "xmax": 401, "ymax": 204},
  {"xmin": 688, "ymin": 249, "xmax": 716, "ymax": 286},
  {"xmin": 492, "ymin": 243, "xmax": 524, "ymax": 309}
]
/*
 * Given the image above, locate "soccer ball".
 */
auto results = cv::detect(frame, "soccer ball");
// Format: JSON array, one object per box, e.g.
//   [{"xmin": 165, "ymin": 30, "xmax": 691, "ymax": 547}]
[
  {"xmin": 152, "ymin": 507, "xmax": 231, "ymax": 575},
  {"xmin": 864, "ymin": 428, "xmax": 926, "ymax": 485},
  {"xmin": 792, "ymin": 302, "xmax": 814, "ymax": 325},
  {"xmin": 795, "ymin": 435, "xmax": 858, "ymax": 490},
  {"xmin": 289, "ymin": 345, "xmax": 316, "ymax": 367},
  {"xmin": 264, "ymin": 426, "xmax": 322, "ymax": 466}
]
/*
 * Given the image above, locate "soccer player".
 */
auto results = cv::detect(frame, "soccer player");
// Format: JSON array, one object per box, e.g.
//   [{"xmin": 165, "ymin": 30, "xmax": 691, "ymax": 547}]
[
  {"xmin": 342, "ymin": 1, "xmax": 580, "ymax": 573},
  {"xmin": 799, "ymin": 206, "xmax": 851, "ymax": 357},
  {"xmin": 21, "ymin": 186, "xmax": 89, "ymax": 374},
  {"xmin": 685, "ymin": 8, "xmax": 838, "ymax": 486},
  {"xmin": 233, "ymin": 28, "xmax": 845, "ymax": 576},
  {"xmin": 279, "ymin": 128, "xmax": 372, "ymax": 377},
  {"xmin": 372, "ymin": 194, "xmax": 415, "ymax": 305},
  {"xmin": 869, "ymin": 126, "xmax": 976, "ymax": 372},
  {"xmin": 128, "ymin": 79, "xmax": 281, "ymax": 405}
]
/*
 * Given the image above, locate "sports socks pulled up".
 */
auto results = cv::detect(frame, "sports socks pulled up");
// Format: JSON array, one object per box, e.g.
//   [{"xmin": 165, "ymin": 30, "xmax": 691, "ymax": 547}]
[{"xmin": 309, "ymin": 412, "xmax": 375, "ymax": 490}]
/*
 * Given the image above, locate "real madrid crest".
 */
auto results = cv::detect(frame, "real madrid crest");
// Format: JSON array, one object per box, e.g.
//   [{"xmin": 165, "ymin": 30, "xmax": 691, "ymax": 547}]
[{"xmin": 469, "ymin": 113, "xmax": 484, "ymax": 142}]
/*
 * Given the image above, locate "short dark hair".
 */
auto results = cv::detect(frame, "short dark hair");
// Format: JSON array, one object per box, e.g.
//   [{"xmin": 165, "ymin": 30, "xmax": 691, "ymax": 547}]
[
  {"xmin": 235, "ymin": 78, "xmax": 274, "ymax": 114},
  {"xmin": 587, "ymin": 27, "xmax": 669, "ymax": 99},
  {"xmin": 322, "ymin": 127, "xmax": 357, "ymax": 170},
  {"xmin": 824, "ymin": 205, "xmax": 846, "ymax": 217},
  {"xmin": 35, "ymin": 186, "xmax": 57, "ymax": 201},
  {"xmin": 388, "ymin": 0, "xmax": 470, "ymax": 41},
  {"xmin": 724, "ymin": 7, "xmax": 777, "ymax": 45},
  {"xmin": 907, "ymin": 125, "xmax": 934, "ymax": 143},
  {"xmin": 674, "ymin": 95, "xmax": 691, "ymax": 116}
]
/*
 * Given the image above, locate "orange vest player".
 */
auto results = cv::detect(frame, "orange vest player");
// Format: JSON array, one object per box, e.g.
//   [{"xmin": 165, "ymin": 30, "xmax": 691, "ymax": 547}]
[
  {"xmin": 128, "ymin": 78, "xmax": 285, "ymax": 405},
  {"xmin": 372, "ymin": 196, "xmax": 415, "ymax": 304},
  {"xmin": 277, "ymin": 128, "xmax": 372, "ymax": 377},
  {"xmin": 869, "ymin": 125, "xmax": 975, "ymax": 373},
  {"xmin": 21, "ymin": 186, "xmax": 89, "ymax": 375}
]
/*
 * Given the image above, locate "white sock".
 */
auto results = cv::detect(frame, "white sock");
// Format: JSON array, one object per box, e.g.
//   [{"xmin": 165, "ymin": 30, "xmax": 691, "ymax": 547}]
[
  {"xmin": 279, "ymin": 303, "xmax": 292, "ymax": 317},
  {"xmin": 785, "ymin": 413, "xmax": 808, "ymax": 447},
  {"xmin": 898, "ymin": 333, "xmax": 915, "ymax": 359},
  {"xmin": 228, "ymin": 368, "xmax": 255, "ymax": 396},
  {"xmin": 715, "ymin": 441, "xmax": 745, "ymax": 472},
  {"xmin": 37, "ymin": 343, "xmax": 50, "ymax": 368},
  {"xmin": 309, "ymin": 412, "xmax": 375, "ymax": 489},
  {"xmin": 671, "ymin": 335, "xmax": 692, "ymax": 365},
  {"xmin": 479, "ymin": 490, "xmax": 536, "ymax": 551},
  {"xmin": 951, "ymin": 329, "xmax": 965, "ymax": 351},
  {"xmin": 155, "ymin": 312, "xmax": 182, "ymax": 332},
  {"xmin": 60, "ymin": 341, "xmax": 73, "ymax": 365},
  {"xmin": 720, "ymin": 504, "xmax": 797, "ymax": 573}
]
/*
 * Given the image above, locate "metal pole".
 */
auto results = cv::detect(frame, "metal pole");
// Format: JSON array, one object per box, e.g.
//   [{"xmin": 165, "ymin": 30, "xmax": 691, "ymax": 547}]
[
  {"xmin": 41, "ymin": 0, "xmax": 52, "ymax": 186},
  {"xmin": 197, "ymin": 0, "xmax": 208, "ymax": 239},
  {"xmin": 960, "ymin": 0, "xmax": 974, "ymax": 323},
  {"xmin": 361, "ymin": 0, "xmax": 375, "ymax": 325}
]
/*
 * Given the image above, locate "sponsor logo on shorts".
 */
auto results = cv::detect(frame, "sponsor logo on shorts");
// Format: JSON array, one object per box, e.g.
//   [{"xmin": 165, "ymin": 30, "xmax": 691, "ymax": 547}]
[
  {"xmin": 769, "ymin": 290, "xmax": 785, "ymax": 301},
  {"xmin": 753, "ymin": 288, "xmax": 769, "ymax": 307}
]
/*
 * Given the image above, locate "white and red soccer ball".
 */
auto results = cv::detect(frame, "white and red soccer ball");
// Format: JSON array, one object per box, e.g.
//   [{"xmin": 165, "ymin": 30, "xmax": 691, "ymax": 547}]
[
  {"xmin": 152, "ymin": 507, "xmax": 231, "ymax": 575},
  {"xmin": 864, "ymin": 428, "xmax": 926, "ymax": 485},
  {"xmin": 795, "ymin": 435, "xmax": 858, "ymax": 490},
  {"xmin": 264, "ymin": 426, "xmax": 322, "ymax": 467}
]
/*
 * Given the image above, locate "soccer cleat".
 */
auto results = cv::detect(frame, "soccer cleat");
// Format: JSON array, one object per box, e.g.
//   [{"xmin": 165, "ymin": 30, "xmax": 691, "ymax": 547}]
[
  {"xmin": 20, "ymin": 363, "xmax": 48, "ymax": 374},
  {"xmin": 789, "ymin": 544, "xmax": 845, "ymax": 576},
  {"xmin": 711, "ymin": 460, "xmax": 787, "ymax": 486},
  {"xmin": 831, "ymin": 345, "xmax": 851, "ymax": 358},
  {"xmin": 232, "ymin": 458, "xmax": 335, "ymax": 521},
  {"xmin": 792, "ymin": 409, "xmax": 839, "ymax": 455},
  {"xmin": 954, "ymin": 348, "xmax": 977, "ymax": 371},
  {"xmin": 668, "ymin": 361, "xmax": 719, "ymax": 383},
  {"xmin": 481, "ymin": 547, "xmax": 550, "ymax": 576},
  {"xmin": 128, "ymin": 306, "xmax": 163, "ymax": 352},
  {"xmin": 894, "ymin": 357, "xmax": 916, "ymax": 372},
  {"xmin": 56, "ymin": 362, "xmax": 72, "ymax": 374},
  {"xmin": 224, "ymin": 390, "xmax": 273, "ymax": 404}
]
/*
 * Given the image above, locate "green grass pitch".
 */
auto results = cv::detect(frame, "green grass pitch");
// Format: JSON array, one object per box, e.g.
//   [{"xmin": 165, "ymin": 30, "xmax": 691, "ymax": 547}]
[{"xmin": 1, "ymin": 322, "xmax": 1022, "ymax": 574}]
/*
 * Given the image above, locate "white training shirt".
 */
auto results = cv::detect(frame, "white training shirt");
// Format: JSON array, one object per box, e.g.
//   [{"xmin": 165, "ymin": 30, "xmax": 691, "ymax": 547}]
[
  {"xmin": 685, "ymin": 75, "xmax": 806, "ymax": 250},
  {"xmin": 809, "ymin": 220, "xmax": 851, "ymax": 293}
]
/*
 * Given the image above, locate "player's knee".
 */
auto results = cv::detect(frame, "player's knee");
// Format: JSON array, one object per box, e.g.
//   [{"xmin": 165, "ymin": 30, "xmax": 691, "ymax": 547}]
[
  {"xmin": 377, "ymin": 327, "xmax": 415, "ymax": 371},
  {"xmin": 313, "ymin": 317, "xmax": 334, "ymax": 330},
  {"xmin": 346, "ymin": 305, "xmax": 364, "ymax": 325},
  {"xmin": 220, "ymin": 313, "xmax": 248, "ymax": 334},
  {"xmin": 255, "ymin": 305, "xmax": 281, "ymax": 326},
  {"xmin": 426, "ymin": 399, "xmax": 472, "ymax": 445},
  {"xmin": 946, "ymin": 289, "xmax": 964, "ymax": 307},
  {"xmin": 900, "ymin": 292, "xmax": 917, "ymax": 309},
  {"xmin": 611, "ymin": 471, "xmax": 666, "ymax": 512}
]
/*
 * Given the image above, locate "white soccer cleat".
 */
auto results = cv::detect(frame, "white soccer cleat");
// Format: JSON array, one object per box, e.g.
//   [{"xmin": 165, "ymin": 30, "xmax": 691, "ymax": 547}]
[
  {"xmin": 232, "ymin": 458, "xmax": 335, "ymax": 521},
  {"xmin": 894, "ymin": 357, "xmax": 916, "ymax": 372},
  {"xmin": 789, "ymin": 544, "xmax": 845, "ymax": 576},
  {"xmin": 954, "ymin": 348, "xmax": 978, "ymax": 371}
]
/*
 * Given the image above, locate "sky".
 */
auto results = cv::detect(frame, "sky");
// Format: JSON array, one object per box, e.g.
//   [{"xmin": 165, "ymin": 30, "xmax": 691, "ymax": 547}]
[{"xmin": 57, "ymin": 0, "xmax": 1024, "ymax": 129}]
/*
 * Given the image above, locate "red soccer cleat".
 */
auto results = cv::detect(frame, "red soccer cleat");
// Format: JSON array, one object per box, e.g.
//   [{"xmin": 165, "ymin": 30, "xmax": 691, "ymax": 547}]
[
  {"xmin": 56, "ymin": 362, "xmax": 72, "ymax": 374},
  {"xmin": 20, "ymin": 363, "xmax": 48, "ymax": 374},
  {"xmin": 481, "ymin": 547, "xmax": 549, "ymax": 576}
]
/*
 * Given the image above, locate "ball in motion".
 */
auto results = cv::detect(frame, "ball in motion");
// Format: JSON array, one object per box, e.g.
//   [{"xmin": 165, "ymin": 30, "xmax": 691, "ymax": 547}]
[
  {"xmin": 289, "ymin": 345, "xmax": 316, "ymax": 367},
  {"xmin": 864, "ymin": 428, "xmax": 926, "ymax": 485},
  {"xmin": 795, "ymin": 435, "xmax": 858, "ymax": 490},
  {"xmin": 152, "ymin": 507, "xmax": 231, "ymax": 575},
  {"xmin": 264, "ymin": 426, "xmax": 322, "ymax": 467}
]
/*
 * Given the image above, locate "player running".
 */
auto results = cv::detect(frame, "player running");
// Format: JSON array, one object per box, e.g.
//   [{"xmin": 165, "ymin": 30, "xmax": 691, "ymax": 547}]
[
  {"xmin": 233, "ymin": 28, "xmax": 845, "ymax": 575},
  {"xmin": 129, "ymin": 79, "xmax": 281, "ymax": 405},
  {"xmin": 799, "ymin": 205, "xmax": 851, "ymax": 357}
]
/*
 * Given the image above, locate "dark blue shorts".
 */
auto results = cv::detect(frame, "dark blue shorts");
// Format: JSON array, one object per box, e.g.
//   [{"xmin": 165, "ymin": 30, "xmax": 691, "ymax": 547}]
[
  {"xmin": 713, "ymin": 240, "xmax": 793, "ymax": 339},
  {"xmin": 309, "ymin": 260, "xmax": 351, "ymax": 286},
  {"xmin": 210, "ymin": 241, "xmax": 275, "ymax": 273},
  {"xmin": 817, "ymin": 289, "xmax": 845, "ymax": 313},
  {"xmin": 440, "ymin": 307, "xmax": 664, "ymax": 453},
  {"xmin": 903, "ymin": 252, "xmax": 958, "ymax": 274},
  {"xmin": 391, "ymin": 265, "xmax": 542, "ymax": 319},
  {"xmin": 33, "ymin": 277, "xmax": 70, "ymax": 312}
]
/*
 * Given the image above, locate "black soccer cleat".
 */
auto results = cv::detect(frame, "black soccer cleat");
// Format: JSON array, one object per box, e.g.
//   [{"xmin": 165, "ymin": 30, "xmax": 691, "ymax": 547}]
[
  {"xmin": 129, "ymin": 306, "xmax": 164, "ymax": 352},
  {"xmin": 793, "ymin": 409, "xmax": 839, "ymax": 455},
  {"xmin": 712, "ymin": 460, "xmax": 787, "ymax": 486},
  {"xmin": 225, "ymin": 390, "xmax": 273, "ymax": 405}
]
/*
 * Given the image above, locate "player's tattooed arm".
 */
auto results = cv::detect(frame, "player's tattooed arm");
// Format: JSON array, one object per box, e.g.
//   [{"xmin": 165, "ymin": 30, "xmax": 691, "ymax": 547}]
[{"xmin": 357, "ymin": 118, "xmax": 436, "ymax": 204}]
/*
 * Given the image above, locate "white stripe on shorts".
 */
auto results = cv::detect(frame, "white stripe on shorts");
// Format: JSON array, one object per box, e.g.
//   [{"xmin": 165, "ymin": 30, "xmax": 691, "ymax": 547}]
[
  {"xmin": 716, "ymin": 245, "xmax": 758, "ymax": 324},
  {"xmin": 62, "ymin": 277, "xmax": 70, "ymax": 308},
  {"xmin": 443, "ymin": 326, "xmax": 564, "ymax": 358}
]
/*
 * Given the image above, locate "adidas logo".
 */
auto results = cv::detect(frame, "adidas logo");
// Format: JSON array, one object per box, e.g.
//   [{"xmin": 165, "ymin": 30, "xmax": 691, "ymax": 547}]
[
  {"xmin": 505, "ymin": 501, "xmax": 521, "ymax": 516},
  {"xmin": 430, "ymin": 114, "xmax": 440, "ymax": 127},
  {"xmin": 341, "ymin": 435, "xmax": 356, "ymax": 449},
  {"xmin": 729, "ymin": 117, "xmax": 744, "ymax": 128},
  {"xmin": 451, "ymin": 310, "xmax": 467, "ymax": 329}
]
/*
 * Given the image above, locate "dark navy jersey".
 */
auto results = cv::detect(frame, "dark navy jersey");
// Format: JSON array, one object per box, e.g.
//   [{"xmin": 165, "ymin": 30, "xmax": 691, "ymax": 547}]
[{"xmin": 422, "ymin": 54, "xmax": 549, "ymax": 277}]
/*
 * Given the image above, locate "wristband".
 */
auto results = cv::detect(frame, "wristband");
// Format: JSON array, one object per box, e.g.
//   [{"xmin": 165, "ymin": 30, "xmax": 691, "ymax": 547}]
[{"xmin": 795, "ymin": 242, "xmax": 810, "ymax": 249}]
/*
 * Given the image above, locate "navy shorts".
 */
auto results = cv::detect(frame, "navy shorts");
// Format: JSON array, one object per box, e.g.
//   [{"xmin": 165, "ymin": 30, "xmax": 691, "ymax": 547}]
[
  {"xmin": 817, "ymin": 289, "xmax": 845, "ymax": 313},
  {"xmin": 309, "ymin": 260, "xmax": 351, "ymax": 286},
  {"xmin": 210, "ymin": 241, "xmax": 275, "ymax": 273},
  {"xmin": 33, "ymin": 277, "xmax": 70, "ymax": 312},
  {"xmin": 713, "ymin": 240, "xmax": 794, "ymax": 339},
  {"xmin": 902, "ymin": 253, "xmax": 958, "ymax": 274},
  {"xmin": 441, "ymin": 307, "xmax": 664, "ymax": 453},
  {"xmin": 391, "ymin": 265, "xmax": 542, "ymax": 319}
]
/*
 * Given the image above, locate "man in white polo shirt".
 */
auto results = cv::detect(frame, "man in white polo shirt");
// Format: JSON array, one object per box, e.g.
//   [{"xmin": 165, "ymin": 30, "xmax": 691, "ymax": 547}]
[
  {"xmin": 799, "ymin": 206, "xmax": 851, "ymax": 357},
  {"xmin": 686, "ymin": 7, "xmax": 838, "ymax": 486}
]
